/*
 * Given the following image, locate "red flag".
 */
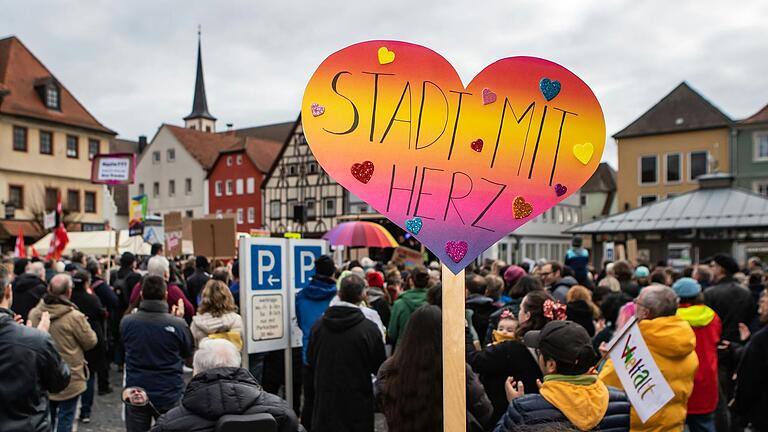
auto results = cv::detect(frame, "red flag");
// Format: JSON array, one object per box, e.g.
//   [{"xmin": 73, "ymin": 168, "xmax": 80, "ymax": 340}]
[
  {"xmin": 31, "ymin": 246, "xmax": 40, "ymax": 258},
  {"xmin": 14, "ymin": 228, "xmax": 26, "ymax": 258},
  {"xmin": 47, "ymin": 191, "xmax": 68, "ymax": 260}
]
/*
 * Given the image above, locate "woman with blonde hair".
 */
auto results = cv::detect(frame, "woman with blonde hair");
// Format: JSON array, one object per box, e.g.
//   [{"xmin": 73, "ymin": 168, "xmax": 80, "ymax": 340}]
[{"xmin": 190, "ymin": 279, "xmax": 244, "ymax": 349}]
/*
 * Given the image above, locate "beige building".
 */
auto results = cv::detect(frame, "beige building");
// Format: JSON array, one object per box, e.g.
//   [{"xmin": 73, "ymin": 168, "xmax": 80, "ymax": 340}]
[
  {"xmin": 0, "ymin": 36, "xmax": 116, "ymax": 248},
  {"xmin": 614, "ymin": 82, "xmax": 731, "ymax": 211}
]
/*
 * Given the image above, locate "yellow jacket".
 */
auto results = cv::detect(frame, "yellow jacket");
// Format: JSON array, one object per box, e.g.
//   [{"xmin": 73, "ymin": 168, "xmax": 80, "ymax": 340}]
[{"xmin": 599, "ymin": 315, "xmax": 698, "ymax": 432}]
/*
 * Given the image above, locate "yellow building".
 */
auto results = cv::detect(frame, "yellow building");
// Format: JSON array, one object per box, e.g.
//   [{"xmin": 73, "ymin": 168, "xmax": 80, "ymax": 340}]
[
  {"xmin": 614, "ymin": 82, "xmax": 731, "ymax": 211},
  {"xmin": 0, "ymin": 36, "xmax": 116, "ymax": 247}
]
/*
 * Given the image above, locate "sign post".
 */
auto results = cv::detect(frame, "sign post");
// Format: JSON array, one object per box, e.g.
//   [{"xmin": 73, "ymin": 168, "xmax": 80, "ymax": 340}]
[{"xmin": 442, "ymin": 266, "xmax": 466, "ymax": 432}]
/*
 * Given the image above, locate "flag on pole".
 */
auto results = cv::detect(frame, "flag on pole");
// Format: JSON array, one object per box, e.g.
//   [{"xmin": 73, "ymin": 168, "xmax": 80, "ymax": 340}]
[
  {"xmin": 46, "ymin": 192, "xmax": 69, "ymax": 260},
  {"xmin": 14, "ymin": 228, "xmax": 26, "ymax": 258},
  {"xmin": 31, "ymin": 246, "xmax": 40, "ymax": 258}
]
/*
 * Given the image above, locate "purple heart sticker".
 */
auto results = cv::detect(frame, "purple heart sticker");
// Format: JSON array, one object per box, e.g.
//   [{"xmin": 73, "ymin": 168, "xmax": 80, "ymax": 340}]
[
  {"xmin": 554, "ymin": 183, "xmax": 567, "ymax": 197},
  {"xmin": 445, "ymin": 240, "xmax": 468, "ymax": 263}
]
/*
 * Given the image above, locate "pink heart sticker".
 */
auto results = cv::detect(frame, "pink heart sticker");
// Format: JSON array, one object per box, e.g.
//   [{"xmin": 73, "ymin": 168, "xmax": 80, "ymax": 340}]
[
  {"xmin": 482, "ymin": 88, "xmax": 497, "ymax": 105},
  {"xmin": 445, "ymin": 241, "xmax": 468, "ymax": 263}
]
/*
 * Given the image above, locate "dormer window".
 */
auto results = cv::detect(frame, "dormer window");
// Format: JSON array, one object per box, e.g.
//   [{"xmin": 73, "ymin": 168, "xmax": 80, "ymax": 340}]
[
  {"xmin": 46, "ymin": 85, "xmax": 59, "ymax": 109},
  {"xmin": 34, "ymin": 77, "xmax": 61, "ymax": 110}
]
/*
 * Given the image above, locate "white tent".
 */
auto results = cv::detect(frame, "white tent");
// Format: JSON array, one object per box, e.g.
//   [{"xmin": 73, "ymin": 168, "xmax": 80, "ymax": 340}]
[{"xmin": 32, "ymin": 230, "xmax": 193, "ymax": 257}]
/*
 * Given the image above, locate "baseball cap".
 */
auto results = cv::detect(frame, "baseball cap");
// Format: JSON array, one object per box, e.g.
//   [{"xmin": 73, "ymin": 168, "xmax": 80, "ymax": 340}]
[
  {"xmin": 634, "ymin": 266, "xmax": 650, "ymax": 278},
  {"xmin": 523, "ymin": 320, "xmax": 595, "ymax": 365}
]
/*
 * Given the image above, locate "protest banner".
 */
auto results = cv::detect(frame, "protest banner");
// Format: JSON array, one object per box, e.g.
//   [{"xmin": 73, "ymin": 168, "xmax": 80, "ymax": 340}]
[
  {"xmin": 605, "ymin": 316, "xmax": 675, "ymax": 423},
  {"xmin": 128, "ymin": 194, "xmax": 147, "ymax": 237},
  {"xmin": 191, "ymin": 217, "xmax": 236, "ymax": 258},
  {"xmin": 164, "ymin": 212, "xmax": 183, "ymax": 256},
  {"xmin": 302, "ymin": 40, "xmax": 605, "ymax": 431},
  {"xmin": 90, "ymin": 153, "xmax": 136, "ymax": 185},
  {"xmin": 391, "ymin": 246, "xmax": 424, "ymax": 268}
]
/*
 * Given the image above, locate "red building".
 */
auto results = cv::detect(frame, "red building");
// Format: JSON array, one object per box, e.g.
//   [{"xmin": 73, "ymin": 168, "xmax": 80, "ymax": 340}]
[{"xmin": 207, "ymin": 137, "xmax": 281, "ymax": 231}]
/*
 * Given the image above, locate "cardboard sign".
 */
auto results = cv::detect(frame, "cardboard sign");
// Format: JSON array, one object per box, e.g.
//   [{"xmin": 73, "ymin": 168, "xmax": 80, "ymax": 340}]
[
  {"xmin": 627, "ymin": 238, "xmax": 638, "ymax": 265},
  {"xmin": 91, "ymin": 153, "xmax": 136, "ymax": 185},
  {"xmin": 391, "ymin": 246, "xmax": 425, "ymax": 269},
  {"xmin": 606, "ymin": 317, "xmax": 675, "ymax": 423},
  {"xmin": 191, "ymin": 217, "xmax": 236, "ymax": 258},
  {"xmin": 164, "ymin": 212, "xmax": 183, "ymax": 257},
  {"xmin": 302, "ymin": 41, "xmax": 605, "ymax": 273},
  {"xmin": 128, "ymin": 194, "xmax": 147, "ymax": 237}
]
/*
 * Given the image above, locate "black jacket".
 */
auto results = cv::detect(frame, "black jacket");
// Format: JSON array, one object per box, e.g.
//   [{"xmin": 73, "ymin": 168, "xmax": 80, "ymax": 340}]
[
  {"xmin": 466, "ymin": 294, "xmax": 499, "ymax": 343},
  {"xmin": 467, "ymin": 340, "xmax": 544, "ymax": 425},
  {"xmin": 186, "ymin": 269, "xmax": 210, "ymax": 306},
  {"xmin": 493, "ymin": 386, "xmax": 630, "ymax": 432},
  {"xmin": 704, "ymin": 277, "xmax": 755, "ymax": 343},
  {"xmin": 70, "ymin": 287, "xmax": 108, "ymax": 372},
  {"xmin": 110, "ymin": 268, "xmax": 142, "ymax": 310},
  {"xmin": 11, "ymin": 273, "xmax": 47, "ymax": 321},
  {"xmin": 733, "ymin": 325, "xmax": 768, "ymax": 431},
  {"xmin": 366, "ymin": 287, "xmax": 391, "ymax": 328},
  {"xmin": 152, "ymin": 367, "xmax": 301, "ymax": 432},
  {"xmin": 0, "ymin": 308, "xmax": 70, "ymax": 432},
  {"xmin": 307, "ymin": 305, "xmax": 386, "ymax": 432},
  {"xmin": 91, "ymin": 277, "xmax": 119, "ymax": 314}
]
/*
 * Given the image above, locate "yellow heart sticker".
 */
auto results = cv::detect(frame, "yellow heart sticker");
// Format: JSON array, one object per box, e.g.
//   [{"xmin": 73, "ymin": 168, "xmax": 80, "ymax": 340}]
[
  {"xmin": 377, "ymin": 46, "xmax": 395, "ymax": 65},
  {"xmin": 573, "ymin": 142, "xmax": 594, "ymax": 165}
]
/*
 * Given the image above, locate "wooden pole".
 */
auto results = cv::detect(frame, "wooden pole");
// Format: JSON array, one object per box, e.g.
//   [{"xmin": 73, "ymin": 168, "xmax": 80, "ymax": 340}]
[{"xmin": 442, "ymin": 264, "xmax": 466, "ymax": 432}]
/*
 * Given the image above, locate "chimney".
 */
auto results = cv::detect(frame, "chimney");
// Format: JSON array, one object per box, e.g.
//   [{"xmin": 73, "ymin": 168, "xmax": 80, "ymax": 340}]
[
  {"xmin": 138, "ymin": 135, "xmax": 148, "ymax": 154},
  {"xmin": 697, "ymin": 173, "xmax": 734, "ymax": 190},
  {"xmin": 226, "ymin": 123, "xmax": 234, "ymax": 135}
]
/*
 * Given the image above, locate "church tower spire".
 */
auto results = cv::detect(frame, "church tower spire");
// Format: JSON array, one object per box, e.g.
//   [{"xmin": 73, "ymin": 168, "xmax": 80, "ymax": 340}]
[{"xmin": 184, "ymin": 26, "xmax": 216, "ymax": 132}]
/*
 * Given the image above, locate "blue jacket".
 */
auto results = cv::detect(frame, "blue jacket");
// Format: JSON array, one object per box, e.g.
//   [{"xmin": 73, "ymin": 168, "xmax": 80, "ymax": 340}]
[
  {"xmin": 564, "ymin": 247, "xmax": 590, "ymax": 286},
  {"xmin": 295, "ymin": 275, "xmax": 337, "ymax": 365},
  {"xmin": 121, "ymin": 300, "xmax": 194, "ymax": 408}
]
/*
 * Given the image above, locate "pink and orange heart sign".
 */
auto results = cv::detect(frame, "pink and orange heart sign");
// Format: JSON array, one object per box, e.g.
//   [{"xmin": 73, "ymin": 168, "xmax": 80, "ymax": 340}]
[{"xmin": 302, "ymin": 40, "xmax": 605, "ymax": 274}]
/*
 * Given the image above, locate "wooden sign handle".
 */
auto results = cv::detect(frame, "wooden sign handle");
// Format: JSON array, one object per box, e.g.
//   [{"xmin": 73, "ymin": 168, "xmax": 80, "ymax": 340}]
[{"xmin": 442, "ymin": 264, "xmax": 466, "ymax": 431}]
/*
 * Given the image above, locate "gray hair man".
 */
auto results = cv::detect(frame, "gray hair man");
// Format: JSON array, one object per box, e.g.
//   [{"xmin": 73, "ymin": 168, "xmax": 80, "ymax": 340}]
[
  {"xmin": 128, "ymin": 255, "xmax": 193, "ymax": 321},
  {"xmin": 599, "ymin": 285, "xmax": 699, "ymax": 430},
  {"xmin": 152, "ymin": 338, "xmax": 301, "ymax": 432}
]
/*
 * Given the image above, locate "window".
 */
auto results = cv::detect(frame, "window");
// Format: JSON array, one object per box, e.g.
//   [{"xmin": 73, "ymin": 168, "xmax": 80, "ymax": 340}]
[
  {"xmin": 67, "ymin": 190, "xmax": 80, "ymax": 212},
  {"xmin": 13, "ymin": 126, "xmax": 27, "ymax": 151},
  {"xmin": 216, "ymin": 210, "xmax": 222, "ymax": 217},
  {"xmin": 565, "ymin": 208, "xmax": 572, "ymax": 223},
  {"xmin": 665, "ymin": 153, "xmax": 681, "ymax": 183},
  {"xmin": 754, "ymin": 132, "xmax": 768, "ymax": 162},
  {"xmin": 236, "ymin": 179, "xmax": 244, "ymax": 195},
  {"xmin": 287, "ymin": 199, "xmax": 297, "ymax": 219},
  {"xmin": 225, "ymin": 180, "xmax": 233, "ymax": 196},
  {"xmin": 236, "ymin": 208, "xmax": 244, "ymax": 224},
  {"xmin": 525, "ymin": 243, "xmax": 535, "ymax": 260},
  {"xmin": 8, "ymin": 185, "xmax": 23, "ymax": 209},
  {"xmin": 306, "ymin": 199, "xmax": 316, "ymax": 221},
  {"xmin": 138, "ymin": 183, "xmax": 145, "ymax": 195},
  {"xmin": 88, "ymin": 139, "xmax": 100, "ymax": 160},
  {"xmin": 288, "ymin": 165, "xmax": 297, "ymax": 176},
  {"xmin": 236, "ymin": 155, "xmax": 243, "ymax": 165},
  {"xmin": 324, "ymin": 198, "xmax": 336, "ymax": 216},
  {"xmin": 39, "ymin": 130, "xmax": 53, "ymax": 155},
  {"xmin": 557, "ymin": 207, "xmax": 564, "ymax": 224},
  {"xmin": 580, "ymin": 195, "xmax": 587, "ymax": 206},
  {"xmin": 640, "ymin": 155, "xmax": 657, "ymax": 184},
  {"xmin": 66, "ymin": 135, "xmax": 78, "ymax": 158},
  {"xmin": 542, "ymin": 208, "xmax": 548, "ymax": 221},
  {"xmin": 689, "ymin": 151, "xmax": 708, "ymax": 180},
  {"xmin": 205, "ymin": 126, "xmax": 211, "ymax": 132},
  {"xmin": 215, "ymin": 181, "xmax": 222, "ymax": 197},
  {"xmin": 84, "ymin": 192, "xmax": 96, "ymax": 213},
  {"xmin": 246, "ymin": 177, "xmax": 255, "ymax": 194},
  {"xmin": 753, "ymin": 180, "xmax": 768, "ymax": 197},
  {"xmin": 185, "ymin": 178, "xmax": 192, "ymax": 195},
  {"xmin": 227, "ymin": 156, "xmax": 233, "ymax": 167},
  {"xmin": 639, "ymin": 195, "xmax": 657, "ymax": 206},
  {"xmin": 550, "ymin": 244, "xmax": 559, "ymax": 260},
  {"xmin": 44, "ymin": 188, "xmax": 58, "ymax": 211},
  {"xmin": 309, "ymin": 163, "xmax": 318, "ymax": 174},
  {"xmin": 168, "ymin": 180, "xmax": 175, "ymax": 197},
  {"xmin": 45, "ymin": 85, "xmax": 59, "ymax": 109},
  {"xmin": 185, "ymin": 210, "xmax": 194, "ymax": 218},
  {"xmin": 152, "ymin": 182, "xmax": 159, "ymax": 197},
  {"xmin": 167, "ymin": 149, "xmax": 175, "ymax": 162},
  {"xmin": 573, "ymin": 211, "xmax": 579, "ymax": 223},
  {"xmin": 152, "ymin": 151, "xmax": 160, "ymax": 164},
  {"xmin": 247, "ymin": 207, "xmax": 255, "ymax": 224},
  {"xmin": 270, "ymin": 200, "xmax": 281, "ymax": 219}
]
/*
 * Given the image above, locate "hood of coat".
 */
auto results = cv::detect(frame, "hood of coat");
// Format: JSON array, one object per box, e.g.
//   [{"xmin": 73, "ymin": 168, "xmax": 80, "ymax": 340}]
[
  {"xmin": 396, "ymin": 288, "xmax": 427, "ymax": 311},
  {"xmin": 466, "ymin": 294, "xmax": 494, "ymax": 306},
  {"xmin": 555, "ymin": 276, "xmax": 579, "ymax": 289},
  {"xmin": 39, "ymin": 296, "xmax": 77, "ymax": 321},
  {"xmin": 540, "ymin": 375, "xmax": 609, "ymax": 431},
  {"xmin": 12, "ymin": 273, "xmax": 45, "ymax": 292},
  {"xmin": 367, "ymin": 286, "xmax": 386, "ymax": 304},
  {"xmin": 181, "ymin": 367, "xmax": 263, "ymax": 420},
  {"xmin": 192, "ymin": 312, "xmax": 239, "ymax": 334},
  {"xmin": 677, "ymin": 304, "xmax": 716, "ymax": 328},
  {"xmin": 639, "ymin": 315, "xmax": 696, "ymax": 358},
  {"xmin": 321, "ymin": 305, "xmax": 366, "ymax": 332},
  {"xmin": 299, "ymin": 276, "xmax": 337, "ymax": 301}
]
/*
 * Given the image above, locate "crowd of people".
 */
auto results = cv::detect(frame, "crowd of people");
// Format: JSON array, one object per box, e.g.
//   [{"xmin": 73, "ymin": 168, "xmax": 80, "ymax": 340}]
[{"xmin": 1, "ymin": 238, "xmax": 767, "ymax": 432}]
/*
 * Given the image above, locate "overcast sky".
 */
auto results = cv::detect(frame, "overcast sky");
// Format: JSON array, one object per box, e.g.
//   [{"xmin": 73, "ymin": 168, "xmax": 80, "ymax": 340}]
[{"xmin": 2, "ymin": 0, "xmax": 767, "ymax": 167}]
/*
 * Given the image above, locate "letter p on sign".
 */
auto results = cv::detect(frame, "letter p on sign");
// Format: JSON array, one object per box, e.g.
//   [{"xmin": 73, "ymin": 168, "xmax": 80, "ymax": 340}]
[{"xmin": 257, "ymin": 250, "xmax": 275, "ymax": 286}]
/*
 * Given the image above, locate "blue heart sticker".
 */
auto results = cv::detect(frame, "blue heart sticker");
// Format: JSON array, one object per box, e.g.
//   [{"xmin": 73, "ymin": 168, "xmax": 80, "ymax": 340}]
[
  {"xmin": 405, "ymin": 217, "xmax": 423, "ymax": 235},
  {"xmin": 540, "ymin": 78, "xmax": 561, "ymax": 101}
]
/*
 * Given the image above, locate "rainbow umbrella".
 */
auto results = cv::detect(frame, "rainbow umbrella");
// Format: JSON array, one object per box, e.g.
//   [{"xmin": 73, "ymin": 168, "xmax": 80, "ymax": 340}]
[{"xmin": 322, "ymin": 221, "xmax": 398, "ymax": 248}]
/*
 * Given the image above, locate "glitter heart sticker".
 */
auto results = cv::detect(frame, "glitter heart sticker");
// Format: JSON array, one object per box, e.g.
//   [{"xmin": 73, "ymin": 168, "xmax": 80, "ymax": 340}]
[
  {"xmin": 482, "ymin": 88, "xmax": 497, "ymax": 105},
  {"xmin": 539, "ymin": 78, "xmax": 561, "ymax": 101},
  {"xmin": 405, "ymin": 217, "xmax": 423, "ymax": 235},
  {"xmin": 311, "ymin": 103, "xmax": 325, "ymax": 117},
  {"xmin": 554, "ymin": 184, "xmax": 567, "ymax": 197},
  {"xmin": 445, "ymin": 240, "xmax": 468, "ymax": 263},
  {"xmin": 513, "ymin": 196, "xmax": 533, "ymax": 219},
  {"xmin": 377, "ymin": 47, "xmax": 395, "ymax": 65},
  {"xmin": 471, "ymin": 139, "xmax": 484, "ymax": 152},
  {"xmin": 350, "ymin": 161, "xmax": 374, "ymax": 184}
]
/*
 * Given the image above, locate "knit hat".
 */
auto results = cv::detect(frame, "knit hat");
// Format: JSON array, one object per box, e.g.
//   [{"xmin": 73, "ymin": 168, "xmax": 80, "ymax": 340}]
[
  {"xmin": 634, "ymin": 266, "xmax": 650, "ymax": 278},
  {"xmin": 366, "ymin": 271, "xmax": 384, "ymax": 288},
  {"xmin": 712, "ymin": 254, "xmax": 739, "ymax": 275},
  {"xmin": 315, "ymin": 255, "xmax": 336, "ymax": 277},
  {"xmin": 672, "ymin": 277, "xmax": 701, "ymax": 299},
  {"xmin": 503, "ymin": 265, "xmax": 526, "ymax": 286}
]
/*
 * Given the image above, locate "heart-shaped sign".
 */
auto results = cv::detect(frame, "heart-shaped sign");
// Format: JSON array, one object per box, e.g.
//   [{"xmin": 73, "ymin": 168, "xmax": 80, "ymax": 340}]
[{"xmin": 303, "ymin": 41, "xmax": 605, "ymax": 273}]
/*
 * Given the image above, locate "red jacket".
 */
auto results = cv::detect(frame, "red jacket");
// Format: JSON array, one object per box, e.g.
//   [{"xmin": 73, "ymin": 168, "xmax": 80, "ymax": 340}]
[
  {"xmin": 129, "ymin": 280, "xmax": 195, "ymax": 322},
  {"xmin": 677, "ymin": 304, "xmax": 721, "ymax": 414}
]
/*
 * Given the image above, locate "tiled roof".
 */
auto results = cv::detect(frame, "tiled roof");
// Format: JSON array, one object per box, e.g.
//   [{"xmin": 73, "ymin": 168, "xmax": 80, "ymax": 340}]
[
  {"xmin": 582, "ymin": 162, "xmax": 616, "ymax": 193},
  {"xmin": 244, "ymin": 137, "xmax": 283, "ymax": 173},
  {"xmin": 0, "ymin": 36, "xmax": 115, "ymax": 135},
  {"xmin": 230, "ymin": 121, "xmax": 294, "ymax": 142},
  {"xmin": 613, "ymin": 82, "xmax": 731, "ymax": 139},
  {"xmin": 741, "ymin": 103, "xmax": 768, "ymax": 125},
  {"xmin": 165, "ymin": 124, "xmax": 241, "ymax": 169}
]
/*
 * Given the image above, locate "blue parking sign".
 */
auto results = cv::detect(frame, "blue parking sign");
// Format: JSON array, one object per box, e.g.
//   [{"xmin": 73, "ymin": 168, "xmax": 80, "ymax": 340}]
[
  {"xmin": 293, "ymin": 245, "xmax": 322, "ymax": 289},
  {"xmin": 250, "ymin": 244, "xmax": 283, "ymax": 290}
]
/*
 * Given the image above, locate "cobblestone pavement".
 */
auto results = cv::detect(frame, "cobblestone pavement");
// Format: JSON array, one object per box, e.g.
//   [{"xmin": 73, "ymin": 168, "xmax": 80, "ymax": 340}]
[{"xmin": 76, "ymin": 368, "xmax": 387, "ymax": 431}]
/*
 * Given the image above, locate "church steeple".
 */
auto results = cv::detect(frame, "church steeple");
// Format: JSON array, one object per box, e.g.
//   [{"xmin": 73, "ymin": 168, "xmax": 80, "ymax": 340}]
[{"xmin": 184, "ymin": 27, "xmax": 216, "ymax": 132}]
